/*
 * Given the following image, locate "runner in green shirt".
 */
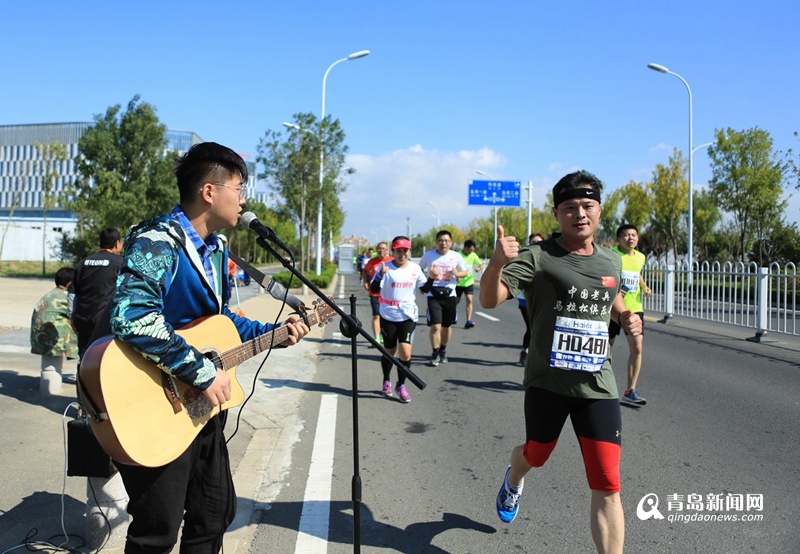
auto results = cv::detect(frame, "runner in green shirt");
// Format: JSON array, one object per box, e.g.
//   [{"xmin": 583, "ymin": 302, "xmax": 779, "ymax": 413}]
[
  {"xmin": 610, "ymin": 224, "xmax": 652, "ymax": 405},
  {"xmin": 456, "ymin": 239, "xmax": 483, "ymax": 328}
]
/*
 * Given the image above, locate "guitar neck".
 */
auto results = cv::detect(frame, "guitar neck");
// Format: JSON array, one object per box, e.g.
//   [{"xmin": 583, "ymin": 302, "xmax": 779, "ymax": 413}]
[{"xmin": 217, "ymin": 312, "xmax": 320, "ymax": 369}]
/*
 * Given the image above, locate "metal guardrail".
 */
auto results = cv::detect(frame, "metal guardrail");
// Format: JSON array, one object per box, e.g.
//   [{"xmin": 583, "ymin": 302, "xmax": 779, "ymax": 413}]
[{"xmin": 642, "ymin": 259, "xmax": 799, "ymax": 341}]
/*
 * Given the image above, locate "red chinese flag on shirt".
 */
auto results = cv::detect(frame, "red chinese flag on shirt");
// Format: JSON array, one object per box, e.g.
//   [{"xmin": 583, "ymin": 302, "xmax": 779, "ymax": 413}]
[{"xmin": 601, "ymin": 276, "xmax": 616, "ymax": 288}]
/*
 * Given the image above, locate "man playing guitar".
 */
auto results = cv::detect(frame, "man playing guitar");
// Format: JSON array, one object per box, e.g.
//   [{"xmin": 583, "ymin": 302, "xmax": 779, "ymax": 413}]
[{"xmin": 104, "ymin": 142, "xmax": 308, "ymax": 553}]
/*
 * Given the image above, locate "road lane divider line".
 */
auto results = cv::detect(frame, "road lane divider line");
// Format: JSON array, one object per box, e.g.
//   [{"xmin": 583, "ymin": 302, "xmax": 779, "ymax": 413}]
[
  {"xmin": 475, "ymin": 311, "xmax": 500, "ymax": 322},
  {"xmin": 294, "ymin": 393, "xmax": 338, "ymax": 553}
]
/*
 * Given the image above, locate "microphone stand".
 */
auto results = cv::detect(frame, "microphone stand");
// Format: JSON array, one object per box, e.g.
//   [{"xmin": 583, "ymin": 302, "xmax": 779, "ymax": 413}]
[{"xmin": 252, "ymin": 236, "xmax": 426, "ymax": 553}]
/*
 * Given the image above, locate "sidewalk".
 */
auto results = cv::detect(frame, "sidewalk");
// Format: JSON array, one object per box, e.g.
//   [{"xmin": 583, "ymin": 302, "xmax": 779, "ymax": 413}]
[
  {"xmin": 642, "ymin": 312, "xmax": 800, "ymax": 357},
  {"xmin": 0, "ymin": 276, "xmax": 334, "ymax": 553}
]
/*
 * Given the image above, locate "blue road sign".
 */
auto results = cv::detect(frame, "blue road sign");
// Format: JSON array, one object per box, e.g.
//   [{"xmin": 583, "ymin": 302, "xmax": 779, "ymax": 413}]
[{"xmin": 468, "ymin": 180, "xmax": 521, "ymax": 206}]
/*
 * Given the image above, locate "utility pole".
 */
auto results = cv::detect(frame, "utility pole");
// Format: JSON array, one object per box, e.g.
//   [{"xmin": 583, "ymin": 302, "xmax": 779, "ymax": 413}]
[{"xmin": 525, "ymin": 180, "xmax": 533, "ymax": 238}]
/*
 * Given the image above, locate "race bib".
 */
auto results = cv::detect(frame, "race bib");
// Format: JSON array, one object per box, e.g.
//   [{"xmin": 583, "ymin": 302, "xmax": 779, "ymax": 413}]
[
  {"xmin": 550, "ymin": 316, "xmax": 609, "ymax": 373},
  {"xmin": 620, "ymin": 270, "xmax": 640, "ymax": 294}
]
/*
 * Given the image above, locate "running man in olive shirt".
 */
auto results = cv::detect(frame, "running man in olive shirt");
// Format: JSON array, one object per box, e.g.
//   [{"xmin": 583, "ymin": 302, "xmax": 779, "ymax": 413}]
[{"xmin": 480, "ymin": 170, "xmax": 641, "ymax": 554}]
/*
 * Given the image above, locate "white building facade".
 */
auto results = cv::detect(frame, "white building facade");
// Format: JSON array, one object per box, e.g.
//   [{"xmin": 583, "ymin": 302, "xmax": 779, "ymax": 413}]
[{"xmin": 0, "ymin": 123, "xmax": 223, "ymax": 261}]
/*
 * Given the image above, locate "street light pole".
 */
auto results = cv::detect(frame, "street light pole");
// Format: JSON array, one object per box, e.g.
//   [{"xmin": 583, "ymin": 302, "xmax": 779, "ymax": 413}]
[
  {"xmin": 283, "ymin": 122, "xmax": 316, "ymax": 271},
  {"xmin": 316, "ymin": 50, "xmax": 370, "ymax": 276},
  {"xmin": 693, "ymin": 142, "xmax": 714, "ymax": 155},
  {"xmin": 476, "ymin": 170, "xmax": 501, "ymax": 247},
  {"xmin": 648, "ymin": 62, "xmax": 694, "ymax": 281},
  {"xmin": 524, "ymin": 180, "xmax": 533, "ymax": 238}
]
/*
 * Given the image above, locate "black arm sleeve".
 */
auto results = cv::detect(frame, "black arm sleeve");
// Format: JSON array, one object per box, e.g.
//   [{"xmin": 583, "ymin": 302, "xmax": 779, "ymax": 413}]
[{"xmin": 418, "ymin": 278, "xmax": 435, "ymax": 293}]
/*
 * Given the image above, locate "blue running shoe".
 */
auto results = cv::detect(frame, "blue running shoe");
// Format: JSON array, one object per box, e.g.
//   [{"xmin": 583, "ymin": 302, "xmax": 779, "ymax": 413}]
[
  {"xmin": 623, "ymin": 388, "xmax": 647, "ymax": 405},
  {"xmin": 496, "ymin": 466, "xmax": 521, "ymax": 523}
]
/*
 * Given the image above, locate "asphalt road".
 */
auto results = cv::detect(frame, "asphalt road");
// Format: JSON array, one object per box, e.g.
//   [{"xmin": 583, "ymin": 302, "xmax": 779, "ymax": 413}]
[
  {"xmin": 249, "ymin": 270, "xmax": 800, "ymax": 553},
  {"xmin": 2, "ymin": 271, "xmax": 797, "ymax": 553}
]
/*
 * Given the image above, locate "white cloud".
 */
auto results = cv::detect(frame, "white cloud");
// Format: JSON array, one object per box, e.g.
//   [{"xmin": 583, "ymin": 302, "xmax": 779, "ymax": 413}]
[
  {"xmin": 648, "ymin": 142, "xmax": 673, "ymax": 154},
  {"xmin": 340, "ymin": 145, "xmax": 508, "ymax": 240},
  {"xmin": 337, "ymin": 147, "xmax": 646, "ymax": 242}
]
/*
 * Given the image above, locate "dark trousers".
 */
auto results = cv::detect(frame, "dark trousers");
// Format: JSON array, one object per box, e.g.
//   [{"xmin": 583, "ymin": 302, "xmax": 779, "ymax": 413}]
[{"xmin": 116, "ymin": 413, "xmax": 236, "ymax": 554}]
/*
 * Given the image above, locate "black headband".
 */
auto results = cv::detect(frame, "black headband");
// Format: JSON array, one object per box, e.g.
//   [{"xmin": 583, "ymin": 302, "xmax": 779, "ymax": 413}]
[{"xmin": 553, "ymin": 187, "xmax": 602, "ymax": 207}]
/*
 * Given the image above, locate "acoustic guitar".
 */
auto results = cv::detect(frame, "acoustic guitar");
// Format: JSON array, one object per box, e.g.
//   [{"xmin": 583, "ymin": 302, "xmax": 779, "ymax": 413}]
[{"xmin": 78, "ymin": 301, "xmax": 337, "ymax": 467}]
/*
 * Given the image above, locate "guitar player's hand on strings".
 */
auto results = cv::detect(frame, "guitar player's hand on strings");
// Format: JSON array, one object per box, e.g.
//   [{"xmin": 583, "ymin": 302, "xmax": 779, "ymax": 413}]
[
  {"xmin": 279, "ymin": 315, "xmax": 309, "ymax": 346},
  {"xmin": 204, "ymin": 369, "xmax": 232, "ymax": 407},
  {"xmin": 202, "ymin": 316, "xmax": 308, "ymax": 407}
]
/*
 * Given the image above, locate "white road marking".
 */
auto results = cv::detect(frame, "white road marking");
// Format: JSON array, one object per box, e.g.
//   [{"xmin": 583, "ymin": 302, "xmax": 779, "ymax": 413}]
[
  {"xmin": 294, "ymin": 394, "xmax": 338, "ymax": 553},
  {"xmin": 475, "ymin": 311, "xmax": 500, "ymax": 322},
  {"xmin": 0, "ymin": 345, "xmax": 28, "ymax": 353},
  {"xmin": 337, "ymin": 275, "xmax": 346, "ymax": 299}
]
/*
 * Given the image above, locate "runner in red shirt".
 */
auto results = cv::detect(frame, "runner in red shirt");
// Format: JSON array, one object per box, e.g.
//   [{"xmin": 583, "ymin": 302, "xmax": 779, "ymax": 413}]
[{"xmin": 362, "ymin": 242, "xmax": 393, "ymax": 344}]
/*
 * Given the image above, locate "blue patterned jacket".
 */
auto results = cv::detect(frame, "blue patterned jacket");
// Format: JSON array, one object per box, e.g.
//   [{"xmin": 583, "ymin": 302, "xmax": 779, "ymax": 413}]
[{"xmin": 110, "ymin": 214, "xmax": 274, "ymax": 390}]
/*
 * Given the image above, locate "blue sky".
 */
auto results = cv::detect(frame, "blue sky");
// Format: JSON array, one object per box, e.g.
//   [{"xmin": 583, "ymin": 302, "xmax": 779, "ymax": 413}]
[{"xmin": 2, "ymin": 1, "xmax": 798, "ymax": 244}]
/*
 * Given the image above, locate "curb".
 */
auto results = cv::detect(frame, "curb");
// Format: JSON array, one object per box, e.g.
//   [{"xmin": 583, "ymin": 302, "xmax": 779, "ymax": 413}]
[{"xmin": 224, "ymin": 273, "xmax": 338, "ymax": 553}]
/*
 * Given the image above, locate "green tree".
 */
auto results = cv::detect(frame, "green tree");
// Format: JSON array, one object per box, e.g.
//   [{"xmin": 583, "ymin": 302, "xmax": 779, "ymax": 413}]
[
  {"xmin": 650, "ymin": 149, "xmax": 689, "ymax": 258},
  {"xmin": 599, "ymin": 187, "xmax": 624, "ymax": 241},
  {"xmin": 789, "ymin": 131, "xmax": 800, "ymax": 190},
  {"xmin": 222, "ymin": 201, "xmax": 293, "ymax": 266},
  {"xmin": 618, "ymin": 180, "xmax": 652, "ymax": 233},
  {"xmin": 754, "ymin": 220, "xmax": 800, "ymax": 265},
  {"xmin": 529, "ymin": 196, "xmax": 559, "ymax": 238},
  {"xmin": 708, "ymin": 127, "xmax": 789, "ymax": 264},
  {"xmin": 65, "ymin": 96, "xmax": 178, "ymax": 258},
  {"xmin": 34, "ymin": 141, "xmax": 68, "ymax": 273},
  {"xmin": 692, "ymin": 188, "xmax": 722, "ymax": 262},
  {"xmin": 454, "ymin": 218, "xmax": 489, "ymax": 258},
  {"xmin": 503, "ymin": 192, "xmax": 560, "ymax": 242},
  {"xmin": 703, "ymin": 223, "xmax": 738, "ymax": 262},
  {"xmin": 495, "ymin": 207, "xmax": 528, "ymax": 241},
  {"xmin": 0, "ymin": 174, "xmax": 22, "ymax": 262},
  {"xmin": 257, "ymin": 112, "xmax": 351, "ymax": 273}
]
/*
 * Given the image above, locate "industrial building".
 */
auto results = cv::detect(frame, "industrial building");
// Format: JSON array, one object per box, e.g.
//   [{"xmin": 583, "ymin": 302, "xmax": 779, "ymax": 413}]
[{"xmin": 0, "ymin": 123, "xmax": 260, "ymax": 262}]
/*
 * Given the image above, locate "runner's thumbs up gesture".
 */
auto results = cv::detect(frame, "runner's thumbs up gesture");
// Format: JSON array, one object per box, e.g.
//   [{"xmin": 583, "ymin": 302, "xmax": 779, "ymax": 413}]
[{"xmin": 491, "ymin": 225, "xmax": 520, "ymax": 266}]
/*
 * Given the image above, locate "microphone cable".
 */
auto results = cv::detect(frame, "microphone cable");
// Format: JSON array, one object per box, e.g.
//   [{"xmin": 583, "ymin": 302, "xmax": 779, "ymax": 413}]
[{"xmin": 225, "ymin": 262, "xmax": 300, "ymax": 447}]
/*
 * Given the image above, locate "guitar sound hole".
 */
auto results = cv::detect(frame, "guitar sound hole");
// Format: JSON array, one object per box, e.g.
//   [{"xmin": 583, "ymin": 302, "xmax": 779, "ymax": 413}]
[{"xmin": 204, "ymin": 351, "xmax": 223, "ymax": 370}]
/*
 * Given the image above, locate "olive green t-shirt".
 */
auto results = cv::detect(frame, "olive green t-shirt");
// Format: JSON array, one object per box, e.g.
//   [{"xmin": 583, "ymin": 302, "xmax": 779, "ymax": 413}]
[{"xmin": 500, "ymin": 236, "xmax": 622, "ymax": 399}]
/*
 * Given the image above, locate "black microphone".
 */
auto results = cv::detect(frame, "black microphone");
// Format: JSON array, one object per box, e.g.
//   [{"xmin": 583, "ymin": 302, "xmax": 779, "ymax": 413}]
[{"xmin": 239, "ymin": 212, "xmax": 293, "ymax": 256}]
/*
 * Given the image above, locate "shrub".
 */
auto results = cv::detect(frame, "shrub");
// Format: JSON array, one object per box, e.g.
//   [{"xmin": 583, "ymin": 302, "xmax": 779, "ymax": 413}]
[{"xmin": 272, "ymin": 262, "xmax": 337, "ymax": 290}]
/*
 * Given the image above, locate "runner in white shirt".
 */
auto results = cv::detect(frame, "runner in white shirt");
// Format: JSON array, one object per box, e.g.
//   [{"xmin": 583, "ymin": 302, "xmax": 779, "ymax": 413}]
[
  {"xmin": 418, "ymin": 229, "xmax": 468, "ymax": 366},
  {"xmin": 370, "ymin": 236, "xmax": 428, "ymax": 403}
]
